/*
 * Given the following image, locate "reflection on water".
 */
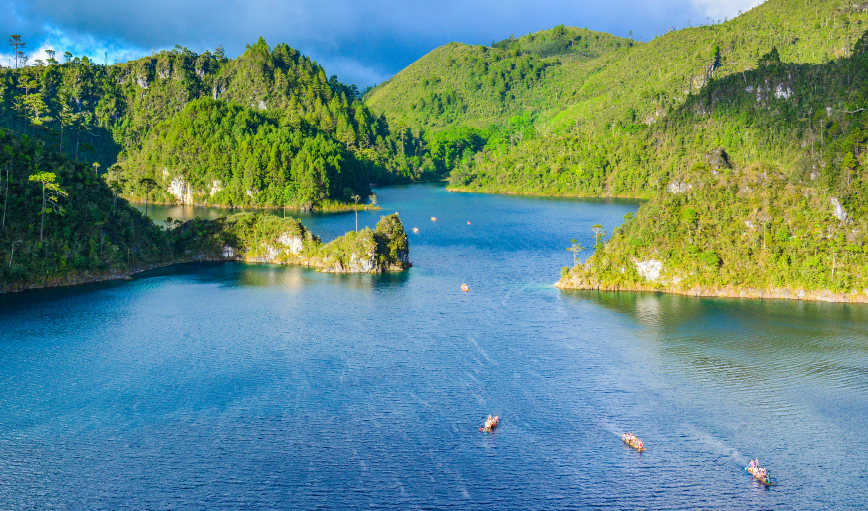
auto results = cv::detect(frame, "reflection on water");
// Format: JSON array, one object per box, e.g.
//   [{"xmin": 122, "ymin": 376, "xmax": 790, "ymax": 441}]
[
  {"xmin": 131, "ymin": 203, "xmax": 284, "ymax": 223},
  {"xmin": 1, "ymin": 185, "xmax": 866, "ymax": 509}
]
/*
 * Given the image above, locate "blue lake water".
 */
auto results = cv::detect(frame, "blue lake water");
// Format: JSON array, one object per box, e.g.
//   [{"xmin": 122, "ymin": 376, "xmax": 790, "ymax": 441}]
[{"xmin": 1, "ymin": 184, "xmax": 867, "ymax": 509}]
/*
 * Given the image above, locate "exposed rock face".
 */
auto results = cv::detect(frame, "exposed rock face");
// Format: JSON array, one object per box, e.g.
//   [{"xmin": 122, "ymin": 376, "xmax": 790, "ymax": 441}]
[
  {"xmin": 667, "ymin": 179, "xmax": 692, "ymax": 193},
  {"xmin": 706, "ymin": 148, "xmax": 731, "ymax": 171},
  {"xmin": 635, "ymin": 259, "xmax": 663, "ymax": 282},
  {"xmin": 209, "ymin": 180, "xmax": 223, "ymax": 197},
  {"xmin": 774, "ymin": 84, "xmax": 794, "ymax": 99},
  {"xmin": 277, "ymin": 232, "xmax": 304, "ymax": 254},
  {"xmin": 168, "ymin": 176, "xmax": 195, "ymax": 204},
  {"xmin": 831, "ymin": 198, "xmax": 848, "ymax": 223}
]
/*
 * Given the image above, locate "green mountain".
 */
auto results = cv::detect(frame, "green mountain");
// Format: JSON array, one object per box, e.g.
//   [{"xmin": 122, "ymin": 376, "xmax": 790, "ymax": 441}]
[
  {"xmin": 0, "ymin": 38, "xmax": 419, "ymax": 209},
  {"xmin": 558, "ymin": 30, "xmax": 868, "ymax": 301},
  {"xmin": 448, "ymin": 0, "xmax": 868, "ymax": 197},
  {"xmin": 364, "ymin": 27, "xmax": 635, "ymax": 131}
]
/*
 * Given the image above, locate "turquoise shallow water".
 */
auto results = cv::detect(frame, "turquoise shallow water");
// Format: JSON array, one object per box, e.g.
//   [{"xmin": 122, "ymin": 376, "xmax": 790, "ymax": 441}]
[{"xmin": 1, "ymin": 184, "xmax": 866, "ymax": 509}]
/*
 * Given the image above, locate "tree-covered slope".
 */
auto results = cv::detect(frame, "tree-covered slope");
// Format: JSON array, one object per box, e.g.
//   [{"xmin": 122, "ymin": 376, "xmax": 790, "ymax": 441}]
[
  {"xmin": 113, "ymin": 98, "xmax": 372, "ymax": 210},
  {"xmin": 450, "ymin": 0, "xmax": 868, "ymax": 197},
  {"xmin": 0, "ymin": 129, "xmax": 412, "ymax": 293},
  {"xmin": 364, "ymin": 28, "xmax": 635, "ymax": 131},
  {"xmin": 0, "ymin": 129, "xmax": 170, "ymax": 292},
  {"xmin": 557, "ymin": 30, "xmax": 868, "ymax": 301},
  {"xmin": 0, "ymin": 38, "xmax": 422, "ymax": 203}
]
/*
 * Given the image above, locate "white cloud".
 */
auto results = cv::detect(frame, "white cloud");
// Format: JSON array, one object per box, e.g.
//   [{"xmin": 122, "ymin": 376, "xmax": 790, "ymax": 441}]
[
  {"xmin": 316, "ymin": 57, "xmax": 392, "ymax": 87},
  {"xmin": 689, "ymin": 0, "xmax": 765, "ymax": 21}
]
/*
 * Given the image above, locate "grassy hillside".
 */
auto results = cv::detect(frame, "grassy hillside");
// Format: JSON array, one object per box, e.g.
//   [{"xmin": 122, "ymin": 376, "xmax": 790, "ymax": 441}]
[{"xmin": 364, "ymin": 27, "xmax": 635, "ymax": 130}]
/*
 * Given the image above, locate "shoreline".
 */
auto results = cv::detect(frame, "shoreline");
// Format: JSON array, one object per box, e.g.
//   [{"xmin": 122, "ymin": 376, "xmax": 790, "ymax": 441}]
[
  {"xmin": 445, "ymin": 187, "xmax": 649, "ymax": 200},
  {"xmin": 554, "ymin": 279, "xmax": 868, "ymax": 304},
  {"xmin": 2, "ymin": 256, "xmax": 410, "ymax": 296},
  {"xmin": 125, "ymin": 199, "xmax": 382, "ymax": 213}
]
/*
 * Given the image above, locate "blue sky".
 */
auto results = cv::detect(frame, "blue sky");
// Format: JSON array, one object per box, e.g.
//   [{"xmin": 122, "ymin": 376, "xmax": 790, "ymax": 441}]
[{"xmin": 3, "ymin": 0, "xmax": 762, "ymax": 87}]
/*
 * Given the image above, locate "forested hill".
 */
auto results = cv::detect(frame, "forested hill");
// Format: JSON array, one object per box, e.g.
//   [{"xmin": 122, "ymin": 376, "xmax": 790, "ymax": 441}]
[
  {"xmin": 0, "ymin": 129, "xmax": 411, "ymax": 293},
  {"xmin": 363, "ymin": 28, "xmax": 635, "ymax": 130},
  {"xmin": 449, "ymin": 0, "xmax": 868, "ymax": 197},
  {"xmin": 0, "ymin": 38, "xmax": 420, "ymax": 209},
  {"xmin": 558, "ymin": 29, "xmax": 868, "ymax": 301}
]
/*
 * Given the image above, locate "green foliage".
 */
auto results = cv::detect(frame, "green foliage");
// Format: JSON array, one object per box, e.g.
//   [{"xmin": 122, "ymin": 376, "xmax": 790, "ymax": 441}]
[
  {"xmin": 567, "ymin": 162, "xmax": 868, "ymax": 293},
  {"xmin": 116, "ymin": 98, "xmax": 371, "ymax": 209},
  {"xmin": 452, "ymin": 15, "xmax": 868, "ymax": 198},
  {"xmin": 365, "ymin": 26, "xmax": 634, "ymax": 131},
  {"xmin": 0, "ymin": 38, "xmax": 415, "ymax": 199},
  {"xmin": 371, "ymin": 0, "xmax": 868, "ymax": 197},
  {"xmin": 0, "ymin": 129, "xmax": 169, "ymax": 291},
  {"xmin": 757, "ymin": 46, "xmax": 781, "ymax": 67}
]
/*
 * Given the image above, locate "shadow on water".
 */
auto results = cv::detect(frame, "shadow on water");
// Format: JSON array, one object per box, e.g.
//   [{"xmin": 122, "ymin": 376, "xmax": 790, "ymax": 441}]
[
  {"xmin": 132, "ymin": 261, "xmax": 412, "ymax": 292},
  {"xmin": 561, "ymin": 289, "xmax": 868, "ymax": 395}
]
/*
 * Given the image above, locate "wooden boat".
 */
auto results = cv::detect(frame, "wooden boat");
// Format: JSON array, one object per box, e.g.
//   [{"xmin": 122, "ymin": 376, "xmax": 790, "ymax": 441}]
[
  {"xmin": 461, "ymin": 283, "xmax": 470, "ymax": 292},
  {"xmin": 746, "ymin": 464, "xmax": 772, "ymax": 485},
  {"xmin": 621, "ymin": 433, "xmax": 646, "ymax": 451},
  {"xmin": 431, "ymin": 217, "xmax": 437, "ymax": 221},
  {"xmin": 479, "ymin": 415, "xmax": 499, "ymax": 432}
]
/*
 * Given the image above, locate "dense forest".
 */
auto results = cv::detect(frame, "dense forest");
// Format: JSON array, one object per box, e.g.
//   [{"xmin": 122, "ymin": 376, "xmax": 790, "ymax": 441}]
[
  {"xmin": 0, "ymin": 129, "xmax": 410, "ymax": 291},
  {"xmin": 367, "ymin": 0, "xmax": 868, "ymax": 199},
  {"xmin": 0, "ymin": 128, "xmax": 170, "ymax": 291},
  {"xmin": 559, "ymin": 29, "xmax": 868, "ymax": 298},
  {"xmin": 0, "ymin": 38, "xmax": 430, "ymax": 210}
]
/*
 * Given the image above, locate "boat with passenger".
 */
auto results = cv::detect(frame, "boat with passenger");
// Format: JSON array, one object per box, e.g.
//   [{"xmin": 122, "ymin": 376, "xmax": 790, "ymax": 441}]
[
  {"xmin": 621, "ymin": 432, "xmax": 646, "ymax": 451},
  {"xmin": 746, "ymin": 459, "xmax": 772, "ymax": 485},
  {"xmin": 479, "ymin": 415, "xmax": 499, "ymax": 432}
]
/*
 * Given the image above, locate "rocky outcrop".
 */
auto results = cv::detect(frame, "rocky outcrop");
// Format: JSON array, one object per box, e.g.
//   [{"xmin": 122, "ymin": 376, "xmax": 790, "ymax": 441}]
[
  {"xmin": 831, "ymin": 198, "xmax": 849, "ymax": 223},
  {"xmin": 168, "ymin": 176, "xmax": 195, "ymax": 204},
  {"xmin": 174, "ymin": 212, "xmax": 411, "ymax": 274}
]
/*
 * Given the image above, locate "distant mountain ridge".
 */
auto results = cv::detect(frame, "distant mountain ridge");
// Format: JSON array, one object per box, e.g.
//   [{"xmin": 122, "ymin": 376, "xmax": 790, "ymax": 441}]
[{"xmin": 364, "ymin": 26, "xmax": 635, "ymax": 130}]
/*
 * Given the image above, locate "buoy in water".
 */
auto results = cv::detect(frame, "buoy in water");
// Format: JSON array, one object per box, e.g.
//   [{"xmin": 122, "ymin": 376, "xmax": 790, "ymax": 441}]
[
  {"xmin": 461, "ymin": 283, "xmax": 470, "ymax": 292},
  {"xmin": 467, "ymin": 221, "xmax": 471, "ymax": 225},
  {"xmin": 431, "ymin": 217, "xmax": 437, "ymax": 221},
  {"xmin": 412, "ymin": 227, "xmax": 419, "ymax": 233}
]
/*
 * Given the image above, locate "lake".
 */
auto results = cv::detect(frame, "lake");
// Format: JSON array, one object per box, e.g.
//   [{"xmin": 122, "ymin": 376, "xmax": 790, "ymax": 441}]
[{"xmin": 1, "ymin": 184, "xmax": 866, "ymax": 509}]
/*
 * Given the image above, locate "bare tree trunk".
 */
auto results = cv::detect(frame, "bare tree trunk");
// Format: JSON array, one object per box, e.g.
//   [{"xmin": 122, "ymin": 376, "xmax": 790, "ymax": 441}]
[
  {"xmin": 75, "ymin": 127, "xmax": 81, "ymax": 160},
  {"xmin": 59, "ymin": 123, "xmax": 64, "ymax": 151}
]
